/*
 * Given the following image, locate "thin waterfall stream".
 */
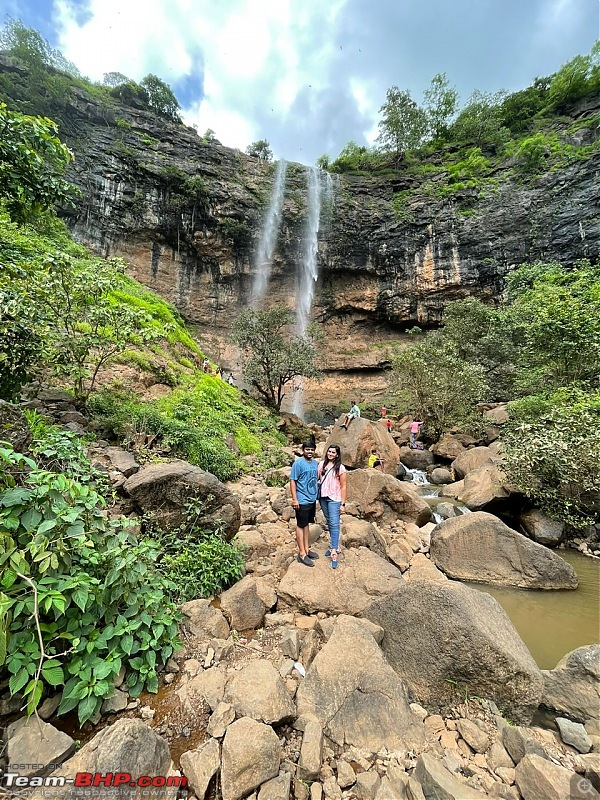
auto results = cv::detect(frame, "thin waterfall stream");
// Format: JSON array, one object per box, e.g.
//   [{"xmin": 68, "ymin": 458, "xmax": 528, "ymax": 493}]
[
  {"xmin": 251, "ymin": 159, "xmax": 287, "ymax": 306},
  {"xmin": 292, "ymin": 166, "xmax": 322, "ymax": 418}
]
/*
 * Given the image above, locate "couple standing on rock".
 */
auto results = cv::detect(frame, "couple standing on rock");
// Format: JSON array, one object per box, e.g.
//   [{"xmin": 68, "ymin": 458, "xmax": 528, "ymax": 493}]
[{"xmin": 290, "ymin": 441, "xmax": 347, "ymax": 569}]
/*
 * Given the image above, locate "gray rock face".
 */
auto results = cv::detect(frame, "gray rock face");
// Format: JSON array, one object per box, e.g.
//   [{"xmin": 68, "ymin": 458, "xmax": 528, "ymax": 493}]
[
  {"xmin": 556, "ymin": 717, "xmax": 592, "ymax": 754},
  {"xmin": 541, "ymin": 645, "xmax": 600, "ymax": 733},
  {"xmin": 296, "ymin": 615, "xmax": 425, "ymax": 753},
  {"xmin": 278, "ymin": 546, "xmax": 405, "ymax": 615},
  {"xmin": 429, "ymin": 511, "xmax": 578, "ymax": 589},
  {"xmin": 363, "ymin": 580, "xmax": 543, "ymax": 724},
  {"xmin": 123, "ymin": 460, "xmax": 241, "ymax": 539},
  {"xmin": 221, "ymin": 717, "xmax": 281, "ymax": 800}
]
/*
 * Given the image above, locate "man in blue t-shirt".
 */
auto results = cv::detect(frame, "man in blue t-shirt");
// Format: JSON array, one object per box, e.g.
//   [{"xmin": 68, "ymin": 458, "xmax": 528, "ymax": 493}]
[{"xmin": 290, "ymin": 440, "xmax": 320, "ymax": 567}]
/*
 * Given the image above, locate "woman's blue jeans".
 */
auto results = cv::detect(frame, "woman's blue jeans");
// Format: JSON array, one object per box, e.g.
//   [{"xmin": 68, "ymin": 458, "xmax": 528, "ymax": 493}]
[{"xmin": 320, "ymin": 498, "xmax": 341, "ymax": 550}]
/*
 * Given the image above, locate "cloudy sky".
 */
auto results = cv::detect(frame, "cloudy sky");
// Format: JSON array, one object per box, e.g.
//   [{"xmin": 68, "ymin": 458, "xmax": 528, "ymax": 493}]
[{"xmin": 1, "ymin": 0, "xmax": 598, "ymax": 163}]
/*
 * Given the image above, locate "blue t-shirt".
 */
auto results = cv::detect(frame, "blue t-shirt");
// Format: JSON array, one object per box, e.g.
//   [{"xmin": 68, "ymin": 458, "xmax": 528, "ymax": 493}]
[{"xmin": 290, "ymin": 456, "xmax": 318, "ymax": 504}]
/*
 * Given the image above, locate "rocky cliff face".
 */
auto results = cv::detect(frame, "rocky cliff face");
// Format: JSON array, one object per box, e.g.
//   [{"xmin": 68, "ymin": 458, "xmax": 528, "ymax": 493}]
[{"xmin": 3, "ymin": 57, "xmax": 599, "ymax": 407}]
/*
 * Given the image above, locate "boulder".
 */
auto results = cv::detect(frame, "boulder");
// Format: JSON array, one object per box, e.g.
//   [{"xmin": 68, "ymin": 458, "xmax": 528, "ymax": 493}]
[
  {"xmin": 430, "ymin": 512, "xmax": 578, "ymax": 589},
  {"xmin": 27, "ymin": 719, "xmax": 173, "ymax": 800},
  {"xmin": 277, "ymin": 546, "xmax": 404, "ymax": 616},
  {"xmin": 221, "ymin": 717, "xmax": 281, "ymax": 800},
  {"xmin": 519, "ymin": 509, "xmax": 564, "ymax": 547},
  {"xmin": 541, "ymin": 645, "xmax": 600, "ymax": 733},
  {"xmin": 123, "ymin": 460, "xmax": 241, "ymax": 539},
  {"xmin": 345, "ymin": 469, "xmax": 432, "ymax": 526},
  {"xmin": 296, "ymin": 615, "xmax": 425, "ymax": 752},
  {"xmin": 459, "ymin": 463, "xmax": 515, "ymax": 512},
  {"xmin": 363, "ymin": 580, "xmax": 543, "ymax": 724},
  {"xmin": 105, "ymin": 446, "xmax": 140, "ymax": 477},
  {"xmin": 181, "ymin": 598, "xmax": 230, "ymax": 640},
  {"xmin": 405, "ymin": 553, "xmax": 448, "ymax": 582},
  {"xmin": 556, "ymin": 717, "xmax": 592, "ymax": 754},
  {"xmin": 180, "ymin": 738, "xmax": 220, "ymax": 800},
  {"xmin": 484, "ymin": 405, "xmax": 509, "ymax": 425},
  {"xmin": 430, "ymin": 434, "xmax": 467, "ymax": 462},
  {"xmin": 515, "ymin": 753, "xmax": 598, "ymax": 800},
  {"xmin": 258, "ymin": 773, "xmax": 292, "ymax": 800},
  {"xmin": 398, "ymin": 446, "xmax": 435, "ymax": 470},
  {"xmin": 326, "ymin": 417, "xmax": 401, "ymax": 475},
  {"xmin": 430, "ymin": 467, "xmax": 453, "ymax": 485},
  {"xmin": 452, "ymin": 446, "xmax": 495, "ymax": 479},
  {"xmin": 340, "ymin": 517, "xmax": 387, "ymax": 557},
  {"xmin": 220, "ymin": 576, "xmax": 269, "ymax": 631},
  {"xmin": 224, "ymin": 660, "xmax": 296, "ymax": 725},
  {"xmin": 414, "ymin": 753, "xmax": 488, "ymax": 799},
  {"xmin": 5, "ymin": 717, "xmax": 75, "ymax": 778}
]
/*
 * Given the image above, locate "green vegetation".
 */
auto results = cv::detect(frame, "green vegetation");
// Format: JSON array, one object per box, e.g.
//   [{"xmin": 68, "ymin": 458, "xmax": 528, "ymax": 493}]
[
  {"xmin": 245, "ymin": 139, "xmax": 273, "ymax": 161},
  {"xmin": 0, "ymin": 433, "xmax": 179, "ymax": 724},
  {"xmin": 389, "ymin": 259, "xmax": 600, "ymax": 526},
  {"xmin": 232, "ymin": 306, "xmax": 322, "ymax": 411}
]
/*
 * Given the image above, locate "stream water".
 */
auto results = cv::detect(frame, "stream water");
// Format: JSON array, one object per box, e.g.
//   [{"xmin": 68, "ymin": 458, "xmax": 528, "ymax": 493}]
[{"xmin": 410, "ymin": 467, "xmax": 600, "ymax": 670}]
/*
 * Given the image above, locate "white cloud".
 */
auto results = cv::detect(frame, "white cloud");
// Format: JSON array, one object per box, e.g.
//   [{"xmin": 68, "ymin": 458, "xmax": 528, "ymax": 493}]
[{"xmin": 51, "ymin": 0, "xmax": 597, "ymax": 164}]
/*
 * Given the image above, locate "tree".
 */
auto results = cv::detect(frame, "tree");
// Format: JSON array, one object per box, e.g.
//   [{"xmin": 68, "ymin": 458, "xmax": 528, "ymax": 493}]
[
  {"xmin": 34, "ymin": 255, "xmax": 163, "ymax": 400},
  {"xmin": 103, "ymin": 71, "xmax": 130, "ymax": 88},
  {"xmin": 0, "ymin": 18, "xmax": 79, "ymax": 75},
  {"xmin": 0, "ymin": 103, "xmax": 76, "ymax": 223},
  {"xmin": 548, "ymin": 43, "xmax": 600, "ymax": 112},
  {"xmin": 139, "ymin": 74, "xmax": 181, "ymax": 123},
  {"xmin": 450, "ymin": 90, "xmax": 510, "ymax": 150},
  {"xmin": 329, "ymin": 141, "xmax": 380, "ymax": 173},
  {"xmin": 376, "ymin": 87, "xmax": 427, "ymax": 160},
  {"xmin": 390, "ymin": 334, "xmax": 487, "ymax": 437},
  {"xmin": 423, "ymin": 73, "xmax": 458, "ymax": 140},
  {"xmin": 316, "ymin": 154, "xmax": 330, "ymax": 171},
  {"xmin": 441, "ymin": 298, "xmax": 517, "ymax": 400},
  {"xmin": 245, "ymin": 139, "xmax": 273, "ymax": 161},
  {"xmin": 232, "ymin": 306, "xmax": 321, "ymax": 410}
]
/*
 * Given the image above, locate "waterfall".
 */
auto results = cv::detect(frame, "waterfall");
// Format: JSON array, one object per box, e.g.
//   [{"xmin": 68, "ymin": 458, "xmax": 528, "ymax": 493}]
[
  {"xmin": 292, "ymin": 166, "xmax": 324, "ymax": 417},
  {"xmin": 251, "ymin": 159, "xmax": 287, "ymax": 306}
]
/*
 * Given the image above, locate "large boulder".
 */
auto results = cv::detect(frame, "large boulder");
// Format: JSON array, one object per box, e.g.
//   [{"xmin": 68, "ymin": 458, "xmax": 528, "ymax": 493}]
[
  {"xmin": 541, "ymin": 645, "xmax": 600, "ymax": 734},
  {"xmin": 430, "ymin": 434, "xmax": 467, "ymax": 462},
  {"xmin": 224, "ymin": 660, "xmax": 296, "ymax": 724},
  {"xmin": 123, "ymin": 460, "xmax": 241, "ymax": 539},
  {"xmin": 27, "ymin": 719, "xmax": 174, "ymax": 800},
  {"xmin": 429, "ymin": 512, "xmax": 578, "ymax": 589},
  {"xmin": 296, "ymin": 615, "xmax": 425, "ymax": 752},
  {"xmin": 277, "ymin": 546, "xmax": 404, "ymax": 615},
  {"xmin": 4, "ymin": 717, "xmax": 75, "ymax": 778},
  {"xmin": 363, "ymin": 580, "xmax": 543, "ymax": 724},
  {"xmin": 345, "ymin": 469, "xmax": 432, "ymax": 526},
  {"xmin": 398, "ymin": 446, "xmax": 435, "ymax": 470},
  {"xmin": 452, "ymin": 446, "xmax": 496, "ymax": 479},
  {"xmin": 519, "ymin": 509, "xmax": 564, "ymax": 547},
  {"xmin": 515, "ymin": 753, "xmax": 598, "ymax": 800},
  {"xmin": 221, "ymin": 717, "xmax": 281, "ymax": 800},
  {"xmin": 326, "ymin": 417, "xmax": 401, "ymax": 475},
  {"xmin": 459, "ymin": 463, "xmax": 515, "ymax": 511},
  {"xmin": 340, "ymin": 517, "xmax": 387, "ymax": 557}
]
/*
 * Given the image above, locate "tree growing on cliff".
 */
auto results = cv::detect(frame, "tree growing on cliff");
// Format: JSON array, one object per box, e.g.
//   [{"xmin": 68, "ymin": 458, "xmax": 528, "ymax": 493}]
[
  {"xmin": 376, "ymin": 87, "xmax": 427, "ymax": 160},
  {"xmin": 139, "ymin": 74, "xmax": 181, "ymax": 123},
  {"xmin": 232, "ymin": 306, "xmax": 321, "ymax": 410},
  {"xmin": 246, "ymin": 139, "xmax": 273, "ymax": 161},
  {"xmin": 423, "ymin": 73, "xmax": 458, "ymax": 140}
]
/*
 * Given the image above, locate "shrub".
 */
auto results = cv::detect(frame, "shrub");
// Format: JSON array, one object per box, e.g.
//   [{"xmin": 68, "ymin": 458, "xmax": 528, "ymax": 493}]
[{"xmin": 0, "ymin": 442, "xmax": 179, "ymax": 724}]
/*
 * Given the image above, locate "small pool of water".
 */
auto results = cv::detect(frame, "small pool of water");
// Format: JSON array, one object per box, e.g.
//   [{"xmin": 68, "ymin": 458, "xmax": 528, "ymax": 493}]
[{"xmin": 466, "ymin": 550, "xmax": 600, "ymax": 669}]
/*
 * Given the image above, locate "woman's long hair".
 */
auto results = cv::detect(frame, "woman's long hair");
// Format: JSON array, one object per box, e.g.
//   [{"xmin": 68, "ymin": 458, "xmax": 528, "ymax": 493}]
[{"xmin": 323, "ymin": 444, "xmax": 342, "ymax": 477}]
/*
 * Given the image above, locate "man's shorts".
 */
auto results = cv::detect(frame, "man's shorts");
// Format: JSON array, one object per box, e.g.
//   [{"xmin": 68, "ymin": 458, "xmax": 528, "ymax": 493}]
[{"xmin": 295, "ymin": 502, "xmax": 316, "ymax": 527}]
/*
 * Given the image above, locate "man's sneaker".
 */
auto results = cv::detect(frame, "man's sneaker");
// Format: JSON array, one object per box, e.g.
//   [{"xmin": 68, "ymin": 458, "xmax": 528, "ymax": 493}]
[
  {"xmin": 297, "ymin": 554, "xmax": 315, "ymax": 567},
  {"xmin": 307, "ymin": 550, "xmax": 319, "ymax": 559}
]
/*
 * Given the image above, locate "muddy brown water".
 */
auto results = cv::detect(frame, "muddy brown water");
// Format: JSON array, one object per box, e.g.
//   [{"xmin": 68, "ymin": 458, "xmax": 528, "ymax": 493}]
[{"xmin": 466, "ymin": 550, "xmax": 600, "ymax": 670}]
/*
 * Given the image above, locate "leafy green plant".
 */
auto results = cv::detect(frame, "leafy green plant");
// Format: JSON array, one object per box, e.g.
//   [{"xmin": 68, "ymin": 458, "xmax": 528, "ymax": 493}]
[{"xmin": 0, "ymin": 441, "xmax": 180, "ymax": 724}]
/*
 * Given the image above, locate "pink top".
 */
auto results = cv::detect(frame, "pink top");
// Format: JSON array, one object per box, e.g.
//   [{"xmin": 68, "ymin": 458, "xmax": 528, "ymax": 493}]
[
  {"xmin": 318, "ymin": 462, "xmax": 346, "ymax": 502},
  {"xmin": 410, "ymin": 421, "xmax": 423, "ymax": 433}
]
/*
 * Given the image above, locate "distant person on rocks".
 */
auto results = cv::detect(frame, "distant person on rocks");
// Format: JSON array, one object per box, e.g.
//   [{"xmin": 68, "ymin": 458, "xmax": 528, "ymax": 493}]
[
  {"xmin": 202, "ymin": 358, "xmax": 209, "ymax": 373},
  {"xmin": 227, "ymin": 372, "xmax": 235, "ymax": 385},
  {"xmin": 341, "ymin": 401, "xmax": 360, "ymax": 429},
  {"xmin": 410, "ymin": 420, "xmax": 424, "ymax": 448},
  {"xmin": 368, "ymin": 447, "xmax": 384, "ymax": 471},
  {"xmin": 318, "ymin": 444, "xmax": 347, "ymax": 569},
  {"xmin": 380, "ymin": 405, "xmax": 388, "ymax": 417},
  {"xmin": 290, "ymin": 440, "xmax": 320, "ymax": 567},
  {"xmin": 385, "ymin": 418, "xmax": 392, "ymax": 433},
  {"xmin": 220, "ymin": 368, "xmax": 227, "ymax": 380}
]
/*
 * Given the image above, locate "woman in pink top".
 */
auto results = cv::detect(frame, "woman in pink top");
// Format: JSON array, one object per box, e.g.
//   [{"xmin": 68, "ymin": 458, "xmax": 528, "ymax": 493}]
[
  {"xmin": 410, "ymin": 420, "xmax": 423, "ymax": 448},
  {"xmin": 318, "ymin": 445, "xmax": 347, "ymax": 569}
]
